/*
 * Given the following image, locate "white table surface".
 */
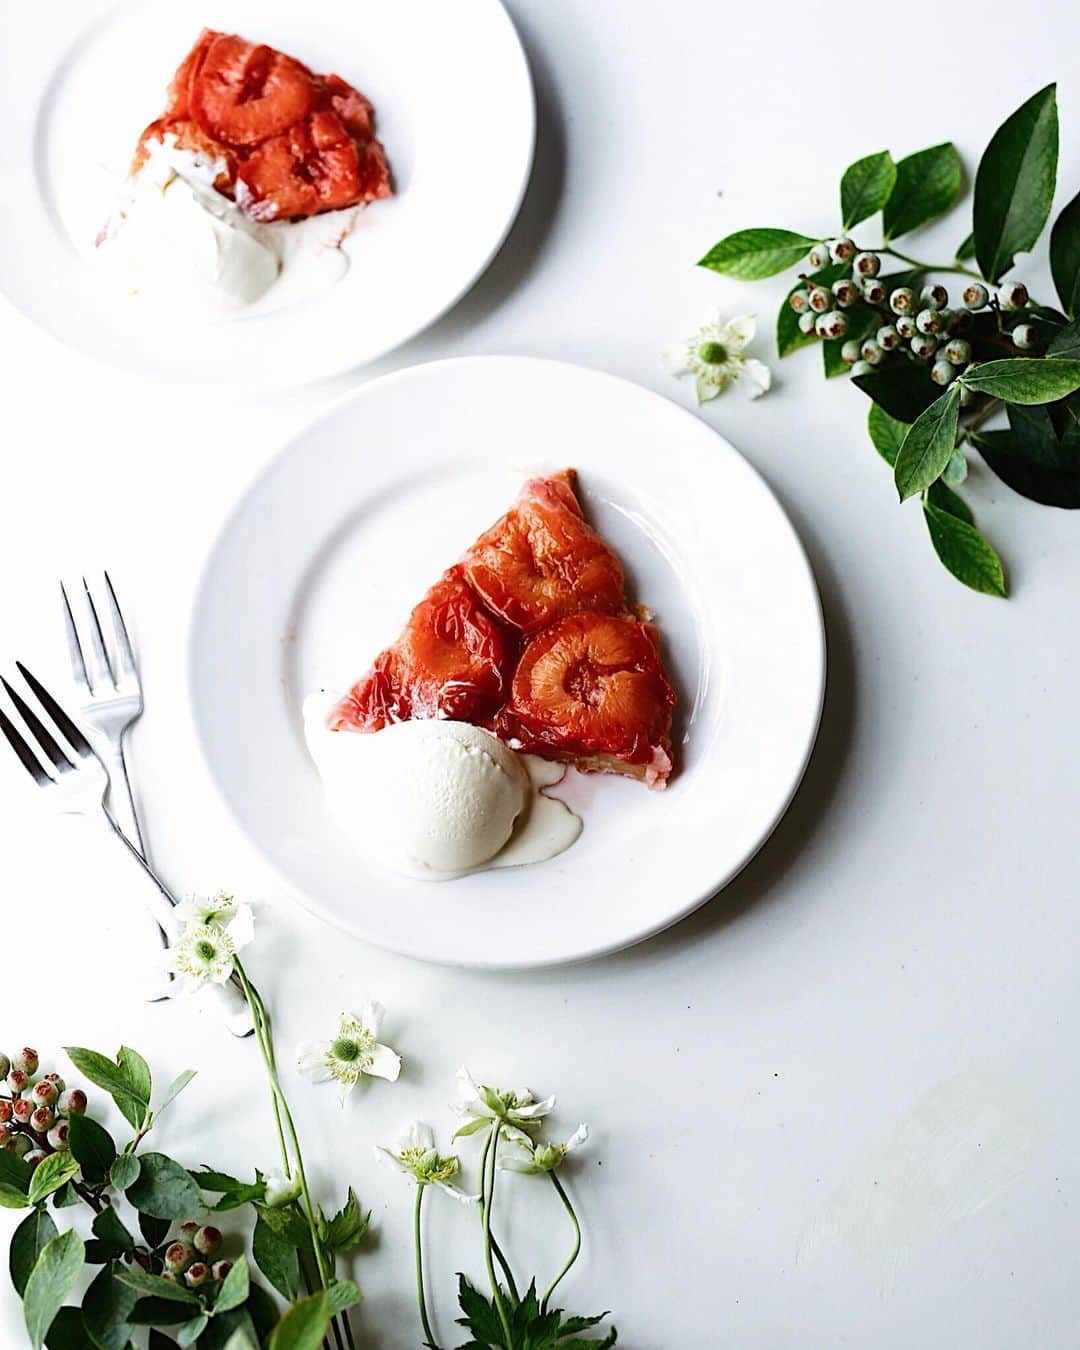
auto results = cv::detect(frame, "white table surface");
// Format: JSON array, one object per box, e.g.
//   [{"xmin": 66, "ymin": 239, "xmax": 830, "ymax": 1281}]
[{"xmin": 2, "ymin": 2, "xmax": 1078, "ymax": 1346}]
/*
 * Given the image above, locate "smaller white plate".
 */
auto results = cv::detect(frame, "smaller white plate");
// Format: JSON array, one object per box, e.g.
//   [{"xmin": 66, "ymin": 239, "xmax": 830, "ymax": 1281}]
[
  {"xmin": 189, "ymin": 357, "xmax": 825, "ymax": 968},
  {"xmin": 0, "ymin": 0, "xmax": 533, "ymax": 386}
]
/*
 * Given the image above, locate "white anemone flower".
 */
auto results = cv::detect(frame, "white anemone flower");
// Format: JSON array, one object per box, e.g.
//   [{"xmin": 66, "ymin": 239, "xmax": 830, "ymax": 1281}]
[
  {"xmin": 176, "ymin": 892, "xmax": 253, "ymax": 937},
  {"xmin": 263, "ymin": 1172, "xmax": 303, "ymax": 1208},
  {"xmin": 499, "ymin": 1124, "xmax": 589, "ymax": 1174},
  {"xmin": 296, "ymin": 1005, "xmax": 401, "ymax": 1103},
  {"xmin": 453, "ymin": 1066, "xmax": 555, "ymax": 1143},
  {"xmin": 163, "ymin": 909, "xmax": 253, "ymax": 993},
  {"xmin": 662, "ymin": 311, "xmax": 772, "ymax": 403},
  {"xmin": 375, "ymin": 1122, "xmax": 477, "ymax": 1204}
]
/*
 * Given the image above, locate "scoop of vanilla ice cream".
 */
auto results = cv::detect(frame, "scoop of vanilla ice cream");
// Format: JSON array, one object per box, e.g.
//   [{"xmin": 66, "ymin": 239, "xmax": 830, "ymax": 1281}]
[{"xmin": 304, "ymin": 708, "xmax": 530, "ymax": 879}]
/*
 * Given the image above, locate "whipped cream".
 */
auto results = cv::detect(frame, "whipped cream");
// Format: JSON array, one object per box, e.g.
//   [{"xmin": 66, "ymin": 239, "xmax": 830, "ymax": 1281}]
[
  {"xmin": 97, "ymin": 136, "xmax": 358, "ymax": 322},
  {"xmin": 303, "ymin": 696, "xmax": 582, "ymax": 881}
]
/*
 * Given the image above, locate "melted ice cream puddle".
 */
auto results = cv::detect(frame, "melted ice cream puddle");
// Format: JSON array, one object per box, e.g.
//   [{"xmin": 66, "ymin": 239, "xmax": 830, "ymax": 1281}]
[{"xmin": 303, "ymin": 695, "xmax": 582, "ymax": 881}]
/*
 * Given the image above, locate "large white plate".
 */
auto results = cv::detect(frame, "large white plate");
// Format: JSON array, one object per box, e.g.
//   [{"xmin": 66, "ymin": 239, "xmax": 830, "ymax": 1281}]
[
  {"xmin": 189, "ymin": 357, "xmax": 825, "ymax": 968},
  {"xmin": 0, "ymin": 0, "xmax": 532, "ymax": 386}
]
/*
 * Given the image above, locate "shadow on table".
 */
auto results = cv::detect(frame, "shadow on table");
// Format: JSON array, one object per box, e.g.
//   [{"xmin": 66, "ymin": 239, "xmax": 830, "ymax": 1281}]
[{"xmin": 603, "ymin": 494, "xmax": 857, "ymax": 971}]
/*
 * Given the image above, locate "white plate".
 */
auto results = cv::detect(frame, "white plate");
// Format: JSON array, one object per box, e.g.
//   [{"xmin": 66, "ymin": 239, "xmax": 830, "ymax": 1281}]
[
  {"xmin": 189, "ymin": 357, "xmax": 825, "ymax": 968},
  {"xmin": 0, "ymin": 0, "xmax": 533, "ymax": 386}
]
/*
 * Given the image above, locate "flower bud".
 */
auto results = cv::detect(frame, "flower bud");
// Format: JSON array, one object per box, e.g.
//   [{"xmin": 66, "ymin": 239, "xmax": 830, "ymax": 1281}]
[
  {"xmin": 57, "ymin": 1089, "xmax": 86, "ymax": 1118},
  {"xmin": 944, "ymin": 339, "xmax": 971, "ymax": 366},
  {"xmin": 840, "ymin": 340, "xmax": 862, "ymax": 366},
  {"xmin": 961, "ymin": 281, "xmax": 989, "ymax": 309},
  {"xmin": 14, "ymin": 1049, "xmax": 39, "ymax": 1077},
  {"xmin": 860, "ymin": 339, "xmax": 885, "ymax": 366},
  {"xmin": 194, "ymin": 1226, "xmax": 222, "ymax": 1258},
  {"xmin": 789, "ymin": 289, "xmax": 810, "ymax": 314},
  {"xmin": 12, "ymin": 1099, "xmax": 33, "ymax": 1125},
  {"xmin": 895, "ymin": 314, "xmax": 918, "ymax": 339},
  {"xmin": 910, "ymin": 333, "xmax": 938, "ymax": 359},
  {"xmin": 46, "ymin": 1121, "xmax": 70, "ymax": 1151},
  {"xmin": 797, "ymin": 311, "xmax": 817, "ymax": 335},
  {"xmin": 0, "ymin": 1101, "xmax": 11, "ymax": 1125},
  {"xmin": 164, "ymin": 1241, "xmax": 195, "ymax": 1275},
  {"xmin": 9, "ymin": 1133, "xmax": 32, "ymax": 1159},
  {"xmin": 889, "ymin": 287, "xmax": 916, "ymax": 315},
  {"xmin": 30, "ymin": 1106, "xmax": 54, "ymax": 1134},
  {"xmin": 853, "ymin": 251, "xmax": 880, "ymax": 277},
  {"xmin": 860, "ymin": 277, "xmax": 887, "ymax": 305},
  {"xmin": 31, "ymin": 1081, "xmax": 58, "ymax": 1109},
  {"xmin": 998, "ymin": 281, "xmax": 1029, "ymax": 310},
  {"xmin": 7, "ymin": 1070, "xmax": 30, "ymax": 1096},
  {"xmin": 916, "ymin": 306, "xmax": 947, "ymax": 335},
  {"xmin": 931, "ymin": 359, "xmax": 958, "ymax": 386},
  {"xmin": 829, "ymin": 236, "xmax": 856, "ymax": 263},
  {"xmin": 43, "ymin": 1074, "xmax": 65, "ymax": 1094},
  {"xmin": 850, "ymin": 360, "xmax": 874, "ymax": 377},
  {"xmin": 808, "ymin": 243, "xmax": 831, "ymax": 269},
  {"xmin": 0, "ymin": 1054, "xmax": 9, "ymax": 1080},
  {"xmin": 876, "ymin": 325, "xmax": 901, "ymax": 351},
  {"xmin": 212, "ymin": 1260, "xmax": 233, "ymax": 1282},
  {"xmin": 807, "ymin": 286, "xmax": 832, "ymax": 313},
  {"xmin": 816, "ymin": 311, "xmax": 847, "ymax": 339},
  {"xmin": 23, "ymin": 1149, "xmax": 47, "ymax": 1170},
  {"xmin": 185, "ymin": 1262, "xmax": 210, "ymax": 1289},
  {"xmin": 920, "ymin": 283, "xmax": 949, "ymax": 310},
  {"xmin": 264, "ymin": 1174, "xmax": 302, "ymax": 1208},
  {"xmin": 1012, "ymin": 323, "xmax": 1038, "ymax": 350},
  {"xmin": 832, "ymin": 278, "xmax": 861, "ymax": 308}
]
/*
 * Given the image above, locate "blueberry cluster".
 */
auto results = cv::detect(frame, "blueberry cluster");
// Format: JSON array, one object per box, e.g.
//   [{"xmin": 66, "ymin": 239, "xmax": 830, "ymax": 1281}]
[
  {"xmin": 0, "ymin": 1048, "xmax": 87, "ymax": 1167},
  {"xmin": 790, "ymin": 239, "xmax": 1036, "ymax": 394},
  {"xmin": 162, "ymin": 1220, "xmax": 232, "ymax": 1288}
]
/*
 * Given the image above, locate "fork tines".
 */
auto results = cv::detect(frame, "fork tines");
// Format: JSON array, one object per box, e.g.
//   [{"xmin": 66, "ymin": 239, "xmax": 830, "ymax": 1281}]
[
  {"xmin": 0, "ymin": 665, "xmax": 88, "ymax": 785},
  {"xmin": 62, "ymin": 572, "xmax": 137, "ymax": 695}
]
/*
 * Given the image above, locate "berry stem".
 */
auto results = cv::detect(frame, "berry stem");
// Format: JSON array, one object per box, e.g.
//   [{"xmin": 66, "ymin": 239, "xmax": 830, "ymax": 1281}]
[
  {"xmin": 878, "ymin": 245, "xmax": 983, "ymax": 280},
  {"xmin": 414, "ymin": 1183, "xmax": 441, "ymax": 1349},
  {"xmin": 480, "ymin": 1125, "xmax": 515, "ymax": 1349},
  {"xmin": 540, "ymin": 1171, "xmax": 582, "ymax": 1316}
]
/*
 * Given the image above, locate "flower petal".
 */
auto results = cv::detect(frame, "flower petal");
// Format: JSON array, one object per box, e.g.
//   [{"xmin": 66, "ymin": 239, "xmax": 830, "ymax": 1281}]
[
  {"xmin": 374, "ymin": 1145, "xmax": 408, "ymax": 1174},
  {"xmin": 359, "ymin": 1001, "xmax": 385, "ymax": 1037},
  {"xmin": 513, "ymin": 1094, "xmax": 555, "ymax": 1120},
  {"xmin": 695, "ymin": 374, "xmax": 721, "ymax": 404},
  {"xmin": 565, "ymin": 1123, "xmax": 589, "ymax": 1152},
  {"xmin": 365, "ymin": 1042, "xmax": 402, "ymax": 1082},
  {"xmin": 742, "ymin": 358, "xmax": 772, "ymax": 399},
  {"xmin": 435, "ymin": 1180, "xmax": 480, "ymax": 1205},
  {"xmin": 661, "ymin": 343, "xmax": 691, "ymax": 376},
  {"xmin": 723, "ymin": 314, "xmax": 756, "ymax": 348},
  {"xmin": 226, "ymin": 905, "xmax": 255, "ymax": 951}
]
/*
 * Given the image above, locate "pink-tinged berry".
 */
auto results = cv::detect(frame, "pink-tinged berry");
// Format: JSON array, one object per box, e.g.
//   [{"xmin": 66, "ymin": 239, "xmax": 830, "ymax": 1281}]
[
  {"xmin": 23, "ymin": 1149, "xmax": 47, "ymax": 1170},
  {"xmin": 889, "ymin": 287, "xmax": 916, "ymax": 315},
  {"xmin": 997, "ymin": 281, "xmax": 1029, "ymax": 310},
  {"xmin": 808, "ymin": 286, "xmax": 832, "ymax": 313},
  {"xmin": 9, "ymin": 1133, "xmax": 32, "ymax": 1159},
  {"xmin": 57, "ymin": 1089, "xmax": 86, "ymax": 1118},
  {"xmin": 194, "ymin": 1226, "xmax": 222, "ymax": 1258},
  {"xmin": 860, "ymin": 339, "xmax": 885, "ymax": 366},
  {"xmin": 798, "ymin": 311, "xmax": 817, "ymax": 335},
  {"xmin": 14, "ymin": 1049, "xmax": 39, "ymax": 1077},
  {"xmin": 0, "ymin": 1101, "xmax": 12, "ymax": 1125},
  {"xmin": 31, "ymin": 1081, "xmax": 58, "ymax": 1109},
  {"xmin": 179, "ymin": 1221, "xmax": 200, "ymax": 1240},
  {"xmin": 212, "ymin": 1260, "xmax": 233, "ymax": 1282},
  {"xmin": 164, "ymin": 1242, "xmax": 195, "ymax": 1275},
  {"xmin": 961, "ymin": 282, "xmax": 989, "ymax": 309},
  {"xmin": 43, "ymin": 1073, "xmax": 65, "ymax": 1094},
  {"xmin": 895, "ymin": 314, "xmax": 918, "ymax": 339},
  {"xmin": 829, "ymin": 236, "xmax": 856, "ymax": 263},
  {"xmin": 861, "ymin": 277, "xmax": 887, "ymax": 305},
  {"xmin": 0, "ymin": 1054, "xmax": 9, "ymax": 1080},
  {"xmin": 816, "ymin": 311, "xmax": 848, "ymax": 340},
  {"xmin": 789, "ymin": 289, "xmax": 810, "ymax": 314},
  {"xmin": 30, "ymin": 1106, "xmax": 54, "ymax": 1134},
  {"xmin": 876, "ymin": 325, "xmax": 901, "ymax": 351},
  {"xmin": 853, "ymin": 251, "xmax": 881, "ymax": 277},
  {"xmin": 840, "ymin": 340, "xmax": 862, "ymax": 365},
  {"xmin": 7, "ymin": 1070, "xmax": 30, "ymax": 1096},
  {"xmin": 832, "ymin": 278, "xmax": 861, "ymax": 308},
  {"xmin": 808, "ymin": 243, "xmax": 831, "ymax": 269},
  {"xmin": 916, "ymin": 306, "xmax": 947, "ymax": 335},
  {"xmin": 12, "ymin": 1099, "xmax": 33, "ymax": 1125},
  {"xmin": 46, "ymin": 1122, "xmax": 70, "ymax": 1151},
  {"xmin": 185, "ymin": 1263, "xmax": 210, "ymax": 1288},
  {"xmin": 910, "ymin": 333, "xmax": 938, "ymax": 359},
  {"xmin": 930, "ymin": 359, "xmax": 958, "ymax": 386},
  {"xmin": 944, "ymin": 339, "xmax": 972, "ymax": 366},
  {"xmin": 920, "ymin": 283, "xmax": 949, "ymax": 310},
  {"xmin": 1012, "ymin": 323, "xmax": 1038, "ymax": 350}
]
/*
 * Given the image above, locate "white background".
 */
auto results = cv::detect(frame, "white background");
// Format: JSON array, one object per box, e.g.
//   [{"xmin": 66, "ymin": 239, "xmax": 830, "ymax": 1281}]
[{"xmin": 2, "ymin": 1, "xmax": 1079, "ymax": 1346}]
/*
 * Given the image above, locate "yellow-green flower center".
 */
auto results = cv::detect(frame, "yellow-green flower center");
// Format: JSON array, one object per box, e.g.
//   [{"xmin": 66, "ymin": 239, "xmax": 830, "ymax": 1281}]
[{"xmin": 697, "ymin": 341, "xmax": 727, "ymax": 365}]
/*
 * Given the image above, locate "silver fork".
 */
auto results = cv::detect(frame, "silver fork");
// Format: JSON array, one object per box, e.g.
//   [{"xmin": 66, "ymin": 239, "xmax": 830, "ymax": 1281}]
[{"xmin": 0, "ymin": 664, "xmax": 253, "ymax": 1038}]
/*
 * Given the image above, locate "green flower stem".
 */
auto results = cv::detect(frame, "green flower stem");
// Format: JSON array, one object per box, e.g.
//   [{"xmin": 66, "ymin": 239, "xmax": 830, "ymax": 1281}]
[
  {"xmin": 879, "ymin": 245, "xmax": 982, "ymax": 281},
  {"xmin": 414, "ymin": 1183, "xmax": 441, "ymax": 1349},
  {"xmin": 490, "ymin": 1235, "xmax": 520, "ymax": 1306},
  {"xmin": 541, "ymin": 1172, "xmax": 581, "ymax": 1315},
  {"xmin": 481, "ymin": 1125, "xmax": 515, "ymax": 1349}
]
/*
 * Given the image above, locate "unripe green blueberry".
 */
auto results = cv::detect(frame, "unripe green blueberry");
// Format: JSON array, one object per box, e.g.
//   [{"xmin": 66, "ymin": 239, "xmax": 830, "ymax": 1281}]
[
  {"xmin": 0, "ymin": 1054, "xmax": 10, "ymax": 1081},
  {"xmin": 57, "ymin": 1089, "xmax": 86, "ymax": 1118},
  {"xmin": 830, "ymin": 236, "xmax": 856, "ymax": 263},
  {"xmin": 194, "ymin": 1226, "xmax": 222, "ymax": 1258},
  {"xmin": 998, "ymin": 281, "xmax": 1029, "ymax": 310},
  {"xmin": 212, "ymin": 1260, "xmax": 233, "ymax": 1282},
  {"xmin": 959, "ymin": 384, "xmax": 975, "ymax": 407},
  {"xmin": 23, "ymin": 1150, "xmax": 47, "ymax": 1170},
  {"xmin": 808, "ymin": 243, "xmax": 831, "ymax": 269},
  {"xmin": 12, "ymin": 1099, "xmax": 33, "ymax": 1125},
  {"xmin": 816, "ymin": 311, "xmax": 848, "ymax": 339},
  {"xmin": 30, "ymin": 1106, "xmax": 54, "ymax": 1134},
  {"xmin": 889, "ymin": 287, "xmax": 916, "ymax": 315},
  {"xmin": 895, "ymin": 314, "xmax": 918, "ymax": 339},
  {"xmin": 808, "ymin": 286, "xmax": 832, "ymax": 313},
  {"xmin": 910, "ymin": 333, "xmax": 938, "ymax": 359},
  {"xmin": 840, "ymin": 339, "xmax": 862, "ymax": 365},
  {"xmin": 789, "ymin": 289, "xmax": 811, "ymax": 314},
  {"xmin": 944, "ymin": 339, "xmax": 971, "ymax": 365},
  {"xmin": 164, "ymin": 1242, "xmax": 195, "ymax": 1275},
  {"xmin": 46, "ymin": 1122, "xmax": 69, "ymax": 1151},
  {"xmin": 42, "ymin": 1074, "xmax": 65, "ymax": 1095},
  {"xmin": 916, "ymin": 306, "xmax": 946, "ymax": 335},
  {"xmin": 853, "ymin": 251, "xmax": 880, "ymax": 277},
  {"xmin": 7, "ymin": 1070, "xmax": 30, "ymax": 1096},
  {"xmin": 860, "ymin": 277, "xmax": 887, "ymax": 305},
  {"xmin": 9, "ymin": 1133, "xmax": 32, "ymax": 1159},
  {"xmin": 876, "ymin": 325, "xmax": 901, "ymax": 351},
  {"xmin": 798, "ymin": 311, "xmax": 817, "ymax": 335},
  {"xmin": 1012, "ymin": 323, "xmax": 1038, "ymax": 350},
  {"xmin": 185, "ymin": 1263, "xmax": 210, "ymax": 1289},
  {"xmin": 850, "ymin": 360, "xmax": 874, "ymax": 377},
  {"xmin": 14, "ymin": 1050, "xmax": 39, "ymax": 1077},
  {"xmin": 961, "ymin": 281, "xmax": 989, "ymax": 309},
  {"xmin": 832, "ymin": 278, "xmax": 861, "ymax": 308},
  {"xmin": 931, "ymin": 359, "xmax": 958, "ymax": 386},
  {"xmin": 920, "ymin": 283, "xmax": 949, "ymax": 310},
  {"xmin": 179, "ymin": 1221, "xmax": 200, "ymax": 1241},
  {"xmin": 860, "ymin": 339, "xmax": 885, "ymax": 366},
  {"xmin": 31, "ymin": 1081, "xmax": 57, "ymax": 1109}
]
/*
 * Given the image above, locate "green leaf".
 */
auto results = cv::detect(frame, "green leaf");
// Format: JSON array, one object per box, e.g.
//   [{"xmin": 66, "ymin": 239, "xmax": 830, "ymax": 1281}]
[
  {"xmin": 923, "ymin": 502, "xmax": 1006, "ymax": 596},
  {"xmin": 117, "ymin": 1048, "xmax": 152, "ymax": 1126},
  {"xmin": 115, "ymin": 1267, "xmax": 201, "ymax": 1306},
  {"xmin": 68, "ymin": 1112, "xmax": 117, "ymax": 1183},
  {"xmin": 252, "ymin": 1202, "xmax": 312, "ymax": 1248},
  {"xmin": 0, "ymin": 1148, "xmax": 32, "ymax": 1195},
  {"xmin": 883, "ymin": 143, "xmax": 962, "ymax": 241},
  {"xmin": 973, "ymin": 84, "xmax": 1058, "ymax": 284},
  {"xmin": 324, "ymin": 1189, "xmax": 370, "ymax": 1254},
  {"xmin": 189, "ymin": 1167, "xmax": 245, "ymax": 1193},
  {"xmin": 43, "ymin": 1307, "xmax": 88, "ymax": 1350},
  {"xmin": 82, "ymin": 1261, "xmax": 138, "ymax": 1350},
  {"xmin": 90, "ymin": 1205, "xmax": 134, "ymax": 1257},
  {"xmin": 212, "ymin": 1255, "xmax": 250, "ymax": 1315},
  {"xmin": 267, "ymin": 1290, "xmax": 331, "ymax": 1350},
  {"xmin": 28, "ymin": 1152, "xmax": 81, "ymax": 1205},
  {"xmin": 955, "ymin": 231, "xmax": 976, "ymax": 261},
  {"xmin": 894, "ymin": 385, "xmax": 961, "ymax": 500},
  {"xmin": 776, "ymin": 262, "xmax": 846, "ymax": 358},
  {"xmin": 327, "ymin": 1279, "xmax": 362, "ymax": 1316},
  {"xmin": 222, "ymin": 1331, "xmax": 259, "ymax": 1350},
  {"xmin": 961, "ymin": 357, "xmax": 1080, "ymax": 404},
  {"xmin": 155, "ymin": 1070, "xmax": 196, "ymax": 1117},
  {"xmin": 125, "ymin": 1152, "xmax": 202, "ymax": 1220},
  {"xmin": 149, "ymin": 1332, "xmax": 179, "ymax": 1349},
  {"xmin": 698, "ymin": 228, "xmax": 818, "ymax": 280},
  {"xmin": 51, "ymin": 1183, "xmax": 80, "ymax": 1210},
  {"xmin": 130, "ymin": 1295, "xmax": 197, "ymax": 1325},
  {"xmin": 65, "ymin": 1048, "xmax": 149, "ymax": 1131},
  {"xmin": 1050, "ymin": 191, "xmax": 1080, "ymax": 317},
  {"xmin": 138, "ymin": 1211, "xmax": 171, "ymax": 1249},
  {"xmin": 177, "ymin": 1313, "xmax": 209, "ymax": 1346},
  {"xmin": 926, "ymin": 479, "xmax": 974, "ymax": 524},
  {"xmin": 841, "ymin": 150, "xmax": 896, "ymax": 230},
  {"xmin": 246, "ymin": 1280, "xmax": 280, "ymax": 1343},
  {"xmin": 108, "ymin": 1154, "xmax": 140, "ymax": 1192},
  {"xmin": 974, "ymin": 412, "xmax": 1080, "ymax": 508},
  {"xmin": 10, "ymin": 1207, "xmax": 58, "ymax": 1296},
  {"xmin": 24, "ymin": 1229, "xmax": 84, "ymax": 1349},
  {"xmin": 942, "ymin": 449, "xmax": 969, "ymax": 487},
  {"xmin": 1047, "ymin": 319, "xmax": 1080, "ymax": 361},
  {"xmin": 867, "ymin": 404, "xmax": 910, "ymax": 467},
  {"xmin": 0, "ymin": 1182, "xmax": 31, "ymax": 1210},
  {"xmin": 201, "ymin": 1308, "xmax": 260, "ymax": 1350},
  {"xmin": 853, "ymin": 359, "xmax": 941, "ymax": 422},
  {"xmin": 252, "ymin": 1214, "xmax": 300, "ymax": 1302}
]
